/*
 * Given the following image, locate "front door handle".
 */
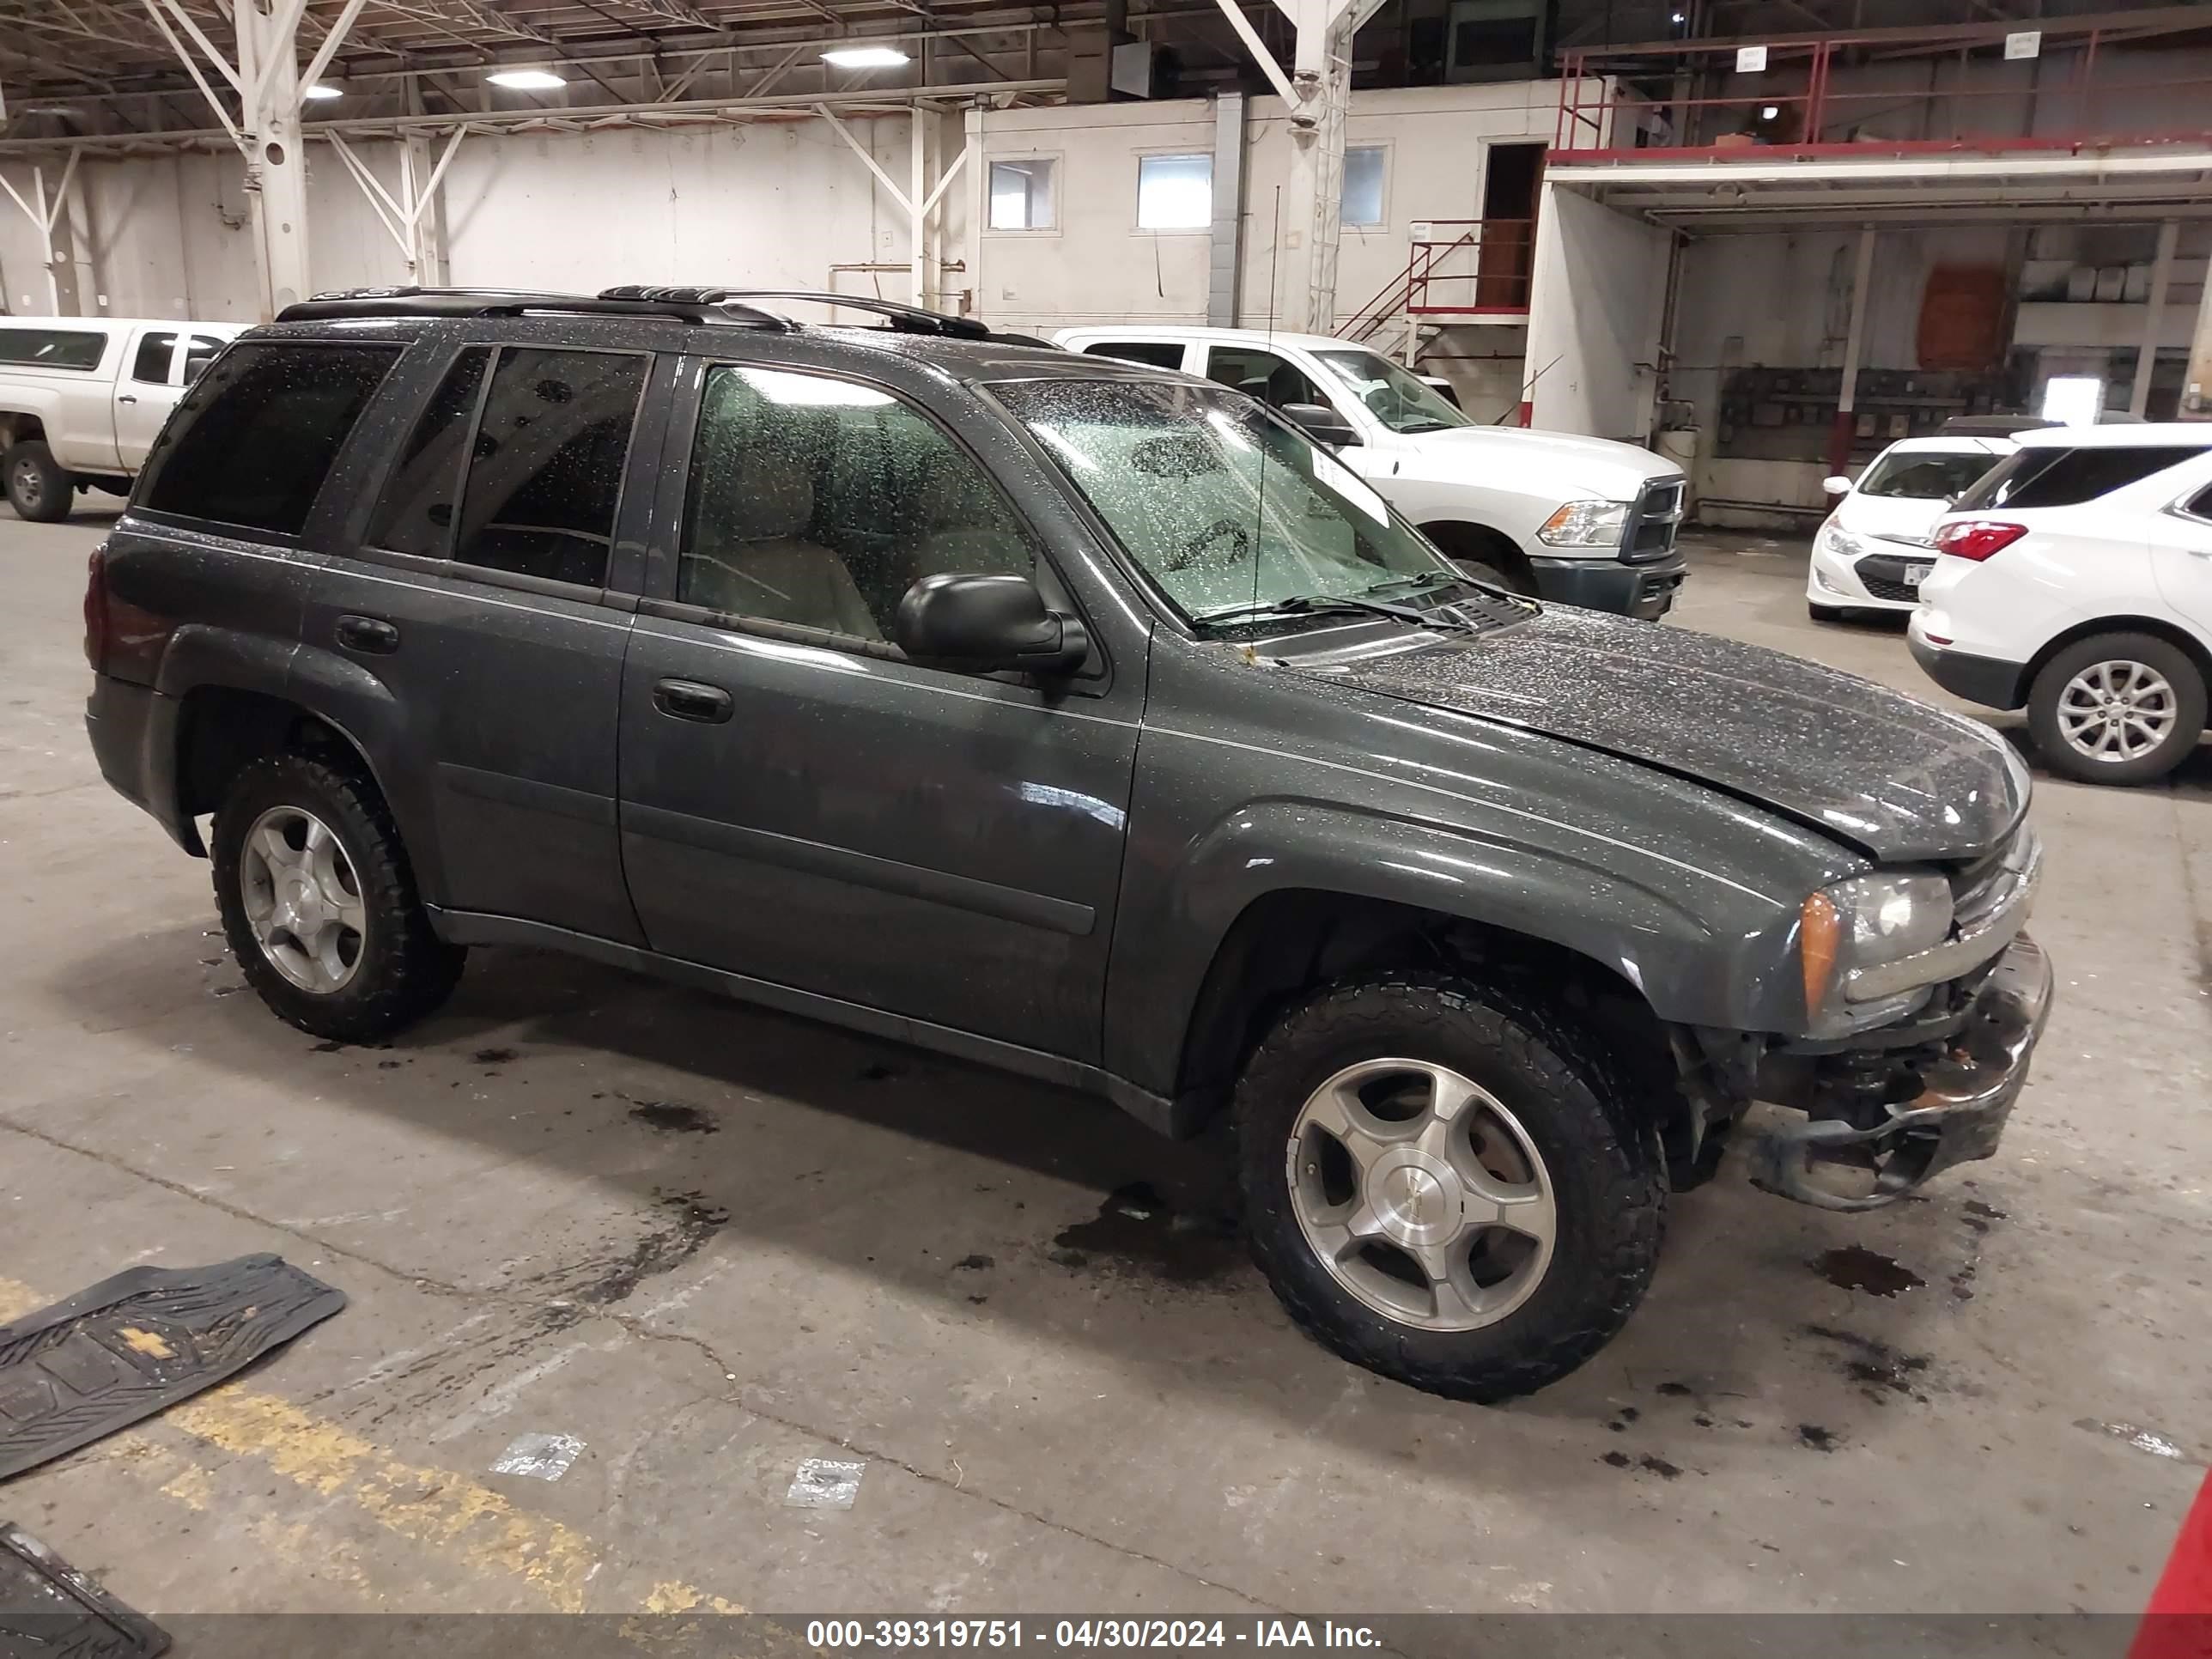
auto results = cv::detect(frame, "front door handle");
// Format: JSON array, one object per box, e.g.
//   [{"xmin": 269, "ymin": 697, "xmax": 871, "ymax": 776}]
[
  {"xmin": 336, "ymin": 615, "xmax": 400, "ymax": 654},
  {"xmin": 653, "ymin": 678, "xmax": 733, "ymax": 724}
]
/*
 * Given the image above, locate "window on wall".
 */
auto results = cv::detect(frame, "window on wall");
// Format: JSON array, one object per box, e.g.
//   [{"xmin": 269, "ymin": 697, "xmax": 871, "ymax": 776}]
[
  {"xmin": 988, "ymin": 159, "xmax": 1056, "ymax": 229},
  {"xmin": 1137, "ymin": 153, "xmax": 1212, "ymax": 230},
  {"xmin": 1340, "ymin": 147, "xmax": 1386, "ymax": 228}
]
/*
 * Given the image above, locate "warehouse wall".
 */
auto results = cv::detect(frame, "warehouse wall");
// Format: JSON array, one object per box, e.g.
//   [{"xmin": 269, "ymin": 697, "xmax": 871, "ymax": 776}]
[
  {"xmin": 1, "ymin": 111, "xmax": 951, "ymax": 321},
  {"xmin": 1523, "ymin": 185, "xmax": 1668, "ymax": 441},
  {"xmin": 932, "ymin": 79, "xmax": 1589, "ymax": 337}
]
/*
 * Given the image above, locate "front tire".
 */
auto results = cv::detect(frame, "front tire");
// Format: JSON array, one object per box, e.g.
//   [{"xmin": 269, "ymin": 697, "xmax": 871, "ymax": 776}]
[
  {"xmin": 211, "ymin": 753, "xmax": 464, "ymax": 1042},
  {"xmin": 5, "ymin": 441, "xmax": 73, "ymax": 522},
  {"xmin": 1807, "ymin": 601, "xmax": 1853, "ymax": 623},
  {"xmin": 1236, "ymin": 974, "xmax": 1665, "ymax": 1402},
  {"xmin": 2027, "ymin": 633, "xmax": 2206, "ymax": 787}
]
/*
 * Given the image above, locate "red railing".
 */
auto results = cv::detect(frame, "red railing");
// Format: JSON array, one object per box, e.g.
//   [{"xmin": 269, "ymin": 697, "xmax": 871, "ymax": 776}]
[
  {"xmin": 1554, "ymin": 19, "xmax": 2212, "ymax": 161},
  {"xmin": 1338, "ymin": 218, "xmax": 1532, "ymax": 348}
]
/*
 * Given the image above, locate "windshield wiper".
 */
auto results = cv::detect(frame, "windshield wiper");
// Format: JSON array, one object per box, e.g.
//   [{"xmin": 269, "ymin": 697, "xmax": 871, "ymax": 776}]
[{"xmin": 1196, "ymin": 592, "xmax": 1476, "ymax": 634}]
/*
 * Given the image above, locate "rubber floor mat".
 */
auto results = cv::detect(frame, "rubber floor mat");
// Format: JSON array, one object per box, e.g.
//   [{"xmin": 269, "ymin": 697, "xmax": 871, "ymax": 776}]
[
  {"xmin": 0, "ymin": 1255, "xmax": 345, "ymax": 1481},
  {"xmin": 0, "ymin": 1522, "xmax": 169, "ymax": 1657}
]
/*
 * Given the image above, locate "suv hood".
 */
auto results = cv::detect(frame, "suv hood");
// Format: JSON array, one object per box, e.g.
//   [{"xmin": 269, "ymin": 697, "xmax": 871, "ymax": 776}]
[
  {"xmin": 1310, "ymin": 608, "xmax": 2022, "ymax": 863},
  {"xmin": 1395, "ymin": 426, "xmax": 1681, "ymax": 499}
]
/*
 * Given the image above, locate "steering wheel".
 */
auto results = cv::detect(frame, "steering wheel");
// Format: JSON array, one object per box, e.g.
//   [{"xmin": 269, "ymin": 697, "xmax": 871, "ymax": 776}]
[{"xmin": 1168, "ymin": 516, "xmax": 1255, "ymax": 572}]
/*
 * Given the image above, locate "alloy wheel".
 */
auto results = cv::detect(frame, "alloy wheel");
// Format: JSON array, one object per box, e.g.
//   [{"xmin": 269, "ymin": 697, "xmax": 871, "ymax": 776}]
[
  {"xmin": 238, "ymin": 805, "xmax": 368, "ymax": 994},
  {"xmin": 1286, "ymin": 1057, "xmax": 1557, "ymax": 1332},
  {"xmin": 2057, "ymin": 659, "xmax": 2179, "ymax": 764}
]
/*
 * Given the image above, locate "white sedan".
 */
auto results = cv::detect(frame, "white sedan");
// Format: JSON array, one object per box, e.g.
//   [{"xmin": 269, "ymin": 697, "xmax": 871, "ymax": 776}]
[{"xmin": 1807, "ymin": 435, "xmax": 2014, "ymax": 620}]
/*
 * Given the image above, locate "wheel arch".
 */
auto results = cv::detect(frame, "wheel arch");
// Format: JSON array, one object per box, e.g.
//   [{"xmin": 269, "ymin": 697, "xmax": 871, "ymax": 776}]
[
  {"xmin": 1417, "ymin": 520, "xmax": 1535, "ymax": 592},
  {"xmin": 173, "ymin": 684, "xmax": 405, "ymax": 866},
  {"xmin": 2022, "ymin": 615, "xmax": 2212, "ymax": 708}
]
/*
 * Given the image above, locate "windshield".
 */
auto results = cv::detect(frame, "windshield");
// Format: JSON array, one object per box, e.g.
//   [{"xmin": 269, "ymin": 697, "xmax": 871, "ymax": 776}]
[
  {"xmin": 1312, "ymin": 349, "xmax": 1473, "ymax": 434},
  {"xmin": 1854, "ymin": 449, "xmax": 1999, "ymax": 501},
  {"xmin": 994, "ymin": 378, "xmax": 1456, "ymax": 621}
]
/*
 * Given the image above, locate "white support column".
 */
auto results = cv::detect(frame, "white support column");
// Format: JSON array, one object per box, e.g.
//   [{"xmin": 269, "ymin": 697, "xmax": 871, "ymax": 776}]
[
  {"xmin": 0, "ymin": 151, "xmax": 86, "ymax": 314},
  {"xmin": 236, "ymin": 0, "xmax": 312, "ymax": 318},
  {"xmin": 1828, "ymin": 226, "xmax": 1876, "ymax": 474},
  {"xmin": 909, "ymin": 107, "xmax": 929, "ymax": 309},
  {"xmin": 1242, "ymin": 0, "xmax": 1383, "ymax": 334},
  {"xmin": 2131, "ymin": 219, "xmax": 2179, "ymax": 420}
]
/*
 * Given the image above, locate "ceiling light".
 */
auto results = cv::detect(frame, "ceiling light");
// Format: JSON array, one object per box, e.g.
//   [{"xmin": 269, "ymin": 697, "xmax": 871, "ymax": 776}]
[
  {"xmin": 821, "ymin": 46, "xmax": 911, "ymax": 69},
  {"xmin": 487, "ymin": 69, "xmax": 568, "ymax": 90},
  {"xmin": 1759, "ymin": 104, "xmax": 1779, "ymax": 118},
  {"xmin": 304, "ymin": 82, "xmax": 344, "ymax": 100}
]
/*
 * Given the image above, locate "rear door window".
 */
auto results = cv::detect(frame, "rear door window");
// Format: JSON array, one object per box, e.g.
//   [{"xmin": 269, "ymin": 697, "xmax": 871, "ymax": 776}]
[
  {"xmin": 448, "ymin": 347, "xmax": 648, "ymax": 588},
  {"xmin": 182, "ymin": 334, "xmax": 228, "ymax": 384},
  {"xmin": 1956, "ymin": 445, "xmax": 2211, "ymax": 511},
  {"xmin": 131, "ymin": 332, "xmax": 179, "ymax": 384},
  {"xmin": 367, "ymin": 347, "xmax": 492, "ymax": 559},
  {"xmin": 1080, "ymin": 341, "xmax": 1186, "ymax": 370},
  {"xmin": 137, "ymin": 341, "xmax": 400, "ymax": 536},
  {"xmin": 1203, "ymin": 345, "xmax": 1325, "ymax": 410}
]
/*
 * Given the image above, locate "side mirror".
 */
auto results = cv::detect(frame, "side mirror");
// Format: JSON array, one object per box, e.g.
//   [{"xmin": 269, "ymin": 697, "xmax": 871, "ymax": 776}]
[
  {"xmin": 895, "ymin": 573, "xmax": 1090, "ymax": 675},
  {"xmin": 1280, "ymin": 402, "xmax": 1361, "ymax": 448},
  {"xmin": 1822, "ymin": 475, "xmax": 1851, "ymax": 496}
]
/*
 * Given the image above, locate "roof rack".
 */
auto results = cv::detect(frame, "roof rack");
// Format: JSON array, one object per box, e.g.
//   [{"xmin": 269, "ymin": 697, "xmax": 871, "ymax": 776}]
[
  {"xmin": 280, "ymin": 286, "xmax": 793, "ymax": 329},
  {"xmin": 598, "ymin": 285, "xmax": 994, "ymax": 340}
]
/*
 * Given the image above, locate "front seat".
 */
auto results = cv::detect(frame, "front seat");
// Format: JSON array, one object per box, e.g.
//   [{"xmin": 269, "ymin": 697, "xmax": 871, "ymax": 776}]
[{"xmin": 682, "ymin": 471, "xmax": 880, "ymax": 641}]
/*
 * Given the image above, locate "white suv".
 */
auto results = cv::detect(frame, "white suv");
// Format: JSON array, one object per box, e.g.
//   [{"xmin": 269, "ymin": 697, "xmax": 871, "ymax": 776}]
[
  {"xmin": 1807, "ymin": 434, "xmax": 2015, "ymax": 620},
  {"xmin": 1053, "ymin": 325, "xmax": 1688, "ymax": 619},
  {"xmin": 1909, "ymin": 424, "xmax": 2212, "ymax": 785}
]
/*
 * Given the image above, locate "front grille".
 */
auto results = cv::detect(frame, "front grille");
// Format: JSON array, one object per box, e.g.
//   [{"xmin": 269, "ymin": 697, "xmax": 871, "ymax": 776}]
[
  {"xmin": 1620, "ymin": 477, "xmax": 1686, "ymax": 563},
  {"xmin": 1853, "ymin": 550, "xmax": 1936, "ymax": 605}
]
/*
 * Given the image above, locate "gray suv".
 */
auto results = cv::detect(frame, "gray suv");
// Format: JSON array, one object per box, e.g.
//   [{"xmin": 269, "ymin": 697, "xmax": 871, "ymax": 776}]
[{"xmin": 84, "ymin": 287, "xmax": 2051, "ymax": 1401}]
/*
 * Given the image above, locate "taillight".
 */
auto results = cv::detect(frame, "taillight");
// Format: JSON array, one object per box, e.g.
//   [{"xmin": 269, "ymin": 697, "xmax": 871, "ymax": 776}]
[
  {"xmin": 83, "ymin": 543, "xmax": 109, "ymax": 671},
  {"xmin": 1934, "ymin": 519, "xmax": 2027, "ymax": 562}
]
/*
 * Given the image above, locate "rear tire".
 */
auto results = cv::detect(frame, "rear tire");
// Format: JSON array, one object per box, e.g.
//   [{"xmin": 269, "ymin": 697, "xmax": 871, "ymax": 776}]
[
  {"xmin": 1236, "ymin": 973, "xmax": 1665, "ymax": 1403},
  {"xmin": 2027, "ymin": 632, "xmax": 2206, "ymax": 787},
  {"xmin": 211, "ymin": 753, "xmax": 465, "ymax": 1042},
  {"xmin": 5, "ymin": 441, "xmax": 73, "ymax": 522}
]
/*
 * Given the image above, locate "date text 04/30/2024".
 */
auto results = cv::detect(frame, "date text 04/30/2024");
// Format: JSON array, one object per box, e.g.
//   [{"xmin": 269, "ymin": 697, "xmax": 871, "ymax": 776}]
[{"xmin": 805, "ymin": 1621, "xmax": 1382, "ymax": 1650}]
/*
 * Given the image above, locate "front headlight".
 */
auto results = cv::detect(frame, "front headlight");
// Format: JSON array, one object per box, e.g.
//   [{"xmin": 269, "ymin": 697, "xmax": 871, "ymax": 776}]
[
  {"xmin": 1816, "ymin": 520, "xmax": 1863, "ymax": 560},
  {"xmin": 1799, "ymin": 872, "xmax": 1954, "ymax": 1035},
  {"xmin": 1535, "ymin": 499, "xmax": 1630, "ymax": 547}
]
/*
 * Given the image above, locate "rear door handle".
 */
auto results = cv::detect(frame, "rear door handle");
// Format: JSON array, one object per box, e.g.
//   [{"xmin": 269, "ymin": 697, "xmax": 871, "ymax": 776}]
[
  {"xmin": 117, "ymin": 393, "xmax": 139, "ymax": 405},
  {"xmin": 336, "ymin": 615, "xmax": 400, "ymax": 654},
  {"xmin": 652, "ymin": 678, "xmax": 733, "ymax": 724}
]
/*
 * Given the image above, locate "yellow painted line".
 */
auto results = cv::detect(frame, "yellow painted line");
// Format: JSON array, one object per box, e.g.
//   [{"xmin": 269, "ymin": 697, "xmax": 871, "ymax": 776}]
[{"xmin": 0, "ymin": 1273, "xmax": 746, "ymax": 1614}]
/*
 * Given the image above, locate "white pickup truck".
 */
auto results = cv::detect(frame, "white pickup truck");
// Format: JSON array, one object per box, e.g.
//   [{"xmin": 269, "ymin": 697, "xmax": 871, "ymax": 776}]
[
  {"xmin": 2, "ymin": 317, "xmax": 243, "ymax": 521},
  {"xmin": 1054, "ymin": 325, "xmax": 1689, "ymax": 618}
]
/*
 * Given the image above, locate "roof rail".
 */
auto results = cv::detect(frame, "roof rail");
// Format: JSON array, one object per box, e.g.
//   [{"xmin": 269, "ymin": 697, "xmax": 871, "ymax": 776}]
[
  {"xmin": 280, "ymin": 286, "xmax": 793, "ymax": 329},
  {"xmin": 598, "ymin": 285, "xmax": 993, "ymax": 340}
]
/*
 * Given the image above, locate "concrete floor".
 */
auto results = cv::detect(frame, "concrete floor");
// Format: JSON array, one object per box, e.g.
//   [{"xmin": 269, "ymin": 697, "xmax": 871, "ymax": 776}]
[{"xmin": 2, "ymin": 510, "xmax": 2207, "ymax": 1626}]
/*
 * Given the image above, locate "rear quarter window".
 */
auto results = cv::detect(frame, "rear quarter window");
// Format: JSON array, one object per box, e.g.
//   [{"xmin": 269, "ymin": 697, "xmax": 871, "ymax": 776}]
[
  {"xmin": 1082, "ymin": 341, "xmax": 1185, "ymax": 369},
  {"xmin": 1955, "ymin": 444, "xmax": 2210, "ymax": 511},
  {"xmin": 137, "ymin": 341, "xmax": 399, "ymax": 537}
]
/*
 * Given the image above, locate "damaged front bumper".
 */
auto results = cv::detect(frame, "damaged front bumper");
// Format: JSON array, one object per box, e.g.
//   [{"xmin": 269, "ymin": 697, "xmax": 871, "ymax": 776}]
[{"xmin": 1748, "ymin": 934, "xmax": 2052, "ymax": 1212}]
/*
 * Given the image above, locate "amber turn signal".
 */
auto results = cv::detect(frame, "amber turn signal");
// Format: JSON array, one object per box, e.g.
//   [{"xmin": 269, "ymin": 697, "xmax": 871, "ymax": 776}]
[{"xmin": 1800, "ymin": 890, "xmax": 1842, "ymax": 1019}]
